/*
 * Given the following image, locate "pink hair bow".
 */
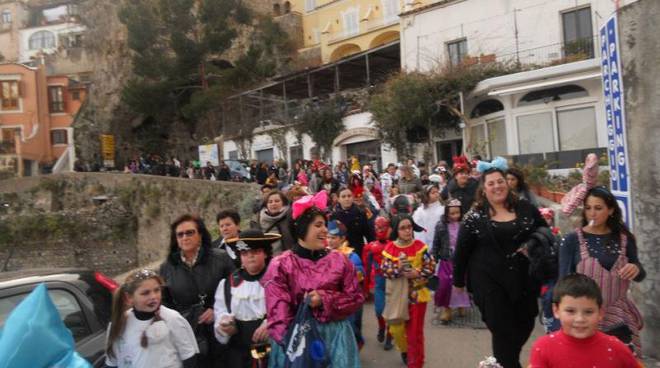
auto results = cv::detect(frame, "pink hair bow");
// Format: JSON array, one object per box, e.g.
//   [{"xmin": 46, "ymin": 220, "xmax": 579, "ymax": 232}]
[
  {"xmin": 292, "ymin": 191, "xmax": 328, "ymax": 219},
  {"xmin": 561, "ymin": 153, "xmax": 599, "ymax": 215}
]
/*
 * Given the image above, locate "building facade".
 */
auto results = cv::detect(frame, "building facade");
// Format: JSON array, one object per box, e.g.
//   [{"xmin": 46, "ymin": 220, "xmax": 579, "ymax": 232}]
[
  {"xmin": 0, "ymin": 0, "xmax": 29, "ymax": 62},
  {"xmin": 400, "ymin": 0, "xmax": 638, "ymax": 168},
  {"xmin": 0, "ymin": 62, "xmax": 86, "ymax": 176}
]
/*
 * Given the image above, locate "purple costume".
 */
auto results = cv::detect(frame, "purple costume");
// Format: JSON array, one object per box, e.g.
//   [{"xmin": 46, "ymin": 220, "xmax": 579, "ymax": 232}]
[
  {"xmin": 435, "ymin": 222, "xmax": 471, "ymax": 308},
  {"xmin": 262, "ymin": 247, "xmax": 365, "ymax": 344}
]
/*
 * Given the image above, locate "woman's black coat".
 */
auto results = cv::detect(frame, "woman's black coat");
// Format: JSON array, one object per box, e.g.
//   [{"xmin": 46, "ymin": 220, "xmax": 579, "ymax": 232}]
[{"xmin": 453, "ymin": 200, "xmax": 547, "ymax": 309}]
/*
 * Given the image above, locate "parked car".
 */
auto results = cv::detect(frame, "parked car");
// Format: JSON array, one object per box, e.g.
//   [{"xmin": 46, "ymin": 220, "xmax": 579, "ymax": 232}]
[
  {"xmin": 0, "ymin": 268, "xmax": 118, "ymax": 367},
  {"xmin": 225, "ymin": 159, "xmax": 251, "ymax": 182}
]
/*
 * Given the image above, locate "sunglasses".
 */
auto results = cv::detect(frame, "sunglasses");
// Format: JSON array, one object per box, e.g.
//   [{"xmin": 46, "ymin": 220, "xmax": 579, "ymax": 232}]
[{"xmin": 176, "ymin": 229, "xmax": 197, "ymax": 239}]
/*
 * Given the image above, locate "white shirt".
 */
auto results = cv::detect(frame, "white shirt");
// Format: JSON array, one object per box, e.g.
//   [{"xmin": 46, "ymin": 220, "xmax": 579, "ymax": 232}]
[
  {"xmin": 413, "ymin": 201, "xmax": 445, "ymax": 251},
  {"xmin": 105, "ymin": 306, "xmax": 198, "ymax": 368},
  {"xmin": 213, "ymin": 277, "xmax": 267, "ymax": 344}
]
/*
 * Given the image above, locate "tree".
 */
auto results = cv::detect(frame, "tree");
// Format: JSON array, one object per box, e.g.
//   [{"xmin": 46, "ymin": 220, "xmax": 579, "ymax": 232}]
[
  {"xmin": 294, "ymin": 98, "xmax": 346, "ymax": 160},
  {"xmin": 369, "ymin": 63, "xmax": 520, "ymax": 160},
  {"xmin": 118, "ymin": 0, "xmax": 293, "ymax": 154}
]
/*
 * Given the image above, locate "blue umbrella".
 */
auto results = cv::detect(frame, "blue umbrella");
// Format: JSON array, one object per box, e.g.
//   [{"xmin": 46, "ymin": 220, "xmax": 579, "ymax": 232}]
[{"xmin": 0, "ymin": 283, "xmax": 92, "ymax": 368}]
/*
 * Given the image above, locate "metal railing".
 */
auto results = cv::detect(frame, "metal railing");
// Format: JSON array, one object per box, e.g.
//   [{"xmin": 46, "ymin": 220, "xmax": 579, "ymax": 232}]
[{"xmin": 493, "ymin": 35, "xmax": 599, "ymax": 68}]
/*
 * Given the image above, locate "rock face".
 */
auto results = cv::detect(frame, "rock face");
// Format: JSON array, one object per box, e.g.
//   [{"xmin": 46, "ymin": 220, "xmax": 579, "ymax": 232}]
[
  {"xmin": 0, "ymin": 172, "xmax": 258, "ymax": 276},
  {"xmin": 619, "ymin": 0, "xmax": 660, "ymax": 360},
  {"xmin": 72, "ymin": 0, "xmax": 302, "ymax": 167}
]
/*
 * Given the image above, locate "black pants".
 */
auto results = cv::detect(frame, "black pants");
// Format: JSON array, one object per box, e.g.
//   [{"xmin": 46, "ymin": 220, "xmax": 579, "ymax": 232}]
[{"xmin": 475, "ymin": 290, "xmax": 538, "ymax": 368}]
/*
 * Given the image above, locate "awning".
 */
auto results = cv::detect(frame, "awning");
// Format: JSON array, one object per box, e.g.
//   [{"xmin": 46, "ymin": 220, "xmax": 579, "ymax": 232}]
[{"xmin": 487, "ymin": 71, "xmax": 602, "ymax": 96}]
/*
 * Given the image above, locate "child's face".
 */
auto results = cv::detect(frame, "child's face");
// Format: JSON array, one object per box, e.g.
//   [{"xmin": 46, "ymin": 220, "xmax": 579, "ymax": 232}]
[
  {"xmin": 553, "ymin": 295, "xmax": 604, "ymax": 339},
  {"xmin": 448, "ymin": 207, "xmax": 462, "ymax": 222},
  {"xmin": 327, "ymin": 234, "xmax": 345, "ymax": 249},
  {"xmin": 127, "ymin": 278, "xmax": 162, "ymax": 313}
]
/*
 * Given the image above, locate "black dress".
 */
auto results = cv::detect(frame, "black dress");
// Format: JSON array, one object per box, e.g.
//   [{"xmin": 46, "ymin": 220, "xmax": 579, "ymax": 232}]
[{"xmin": 453, "ymin": 200, "xmax": 546, "ymax": 368}]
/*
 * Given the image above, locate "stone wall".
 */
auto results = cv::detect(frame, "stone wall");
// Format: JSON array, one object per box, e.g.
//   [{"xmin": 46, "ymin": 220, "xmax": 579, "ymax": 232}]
[
  {"xmin": 619, "ymin": 0, "xmax": 660, "ymax": 359},
  {"xmin": 0, "ymin": 173, "xmax": 258, "ymax": 276}
]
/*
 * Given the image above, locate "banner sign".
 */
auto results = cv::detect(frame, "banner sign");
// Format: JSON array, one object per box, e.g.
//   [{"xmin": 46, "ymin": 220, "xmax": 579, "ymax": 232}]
[
  {"xmin": 100, "ymin": 134, "xmax": 115, "ymax": 168},
  {"xmin": 600, "ymin": 14, "xmax": 633, "ymax": 229},
  {"xmin": 198, "ymin": 144, "xmax": 220, "ymax": 166}
]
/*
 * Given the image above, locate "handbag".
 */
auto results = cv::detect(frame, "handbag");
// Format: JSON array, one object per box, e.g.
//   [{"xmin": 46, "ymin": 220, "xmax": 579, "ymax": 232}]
[
  {"xmin": 179, "ymin": 301, "xmax": 210, "ymax": 357},
  {"xmin": 283, "ymin": 297, "xmax": 330, "ymax": 368},
  {"xmin": 382, "ymin": 277, "xmax": 409, "ymax": 324}
]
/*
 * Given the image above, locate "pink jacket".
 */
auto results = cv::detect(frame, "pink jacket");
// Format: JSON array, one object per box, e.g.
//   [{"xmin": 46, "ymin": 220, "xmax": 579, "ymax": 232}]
[{"xmin": 261, "ymin": 250, "xmax": 364, "ymax": 344}]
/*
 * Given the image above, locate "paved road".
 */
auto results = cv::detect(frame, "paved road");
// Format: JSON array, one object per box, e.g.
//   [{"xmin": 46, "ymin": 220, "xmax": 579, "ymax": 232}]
[{"xmin": 360, "ymin": 301, "xmax": 544, "ymax": 368}]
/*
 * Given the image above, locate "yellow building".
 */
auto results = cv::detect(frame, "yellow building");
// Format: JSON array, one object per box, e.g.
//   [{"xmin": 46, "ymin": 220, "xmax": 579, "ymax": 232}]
[{"xmin": 281, "ymin": 0, "xmax": 436, "ymax": 63}]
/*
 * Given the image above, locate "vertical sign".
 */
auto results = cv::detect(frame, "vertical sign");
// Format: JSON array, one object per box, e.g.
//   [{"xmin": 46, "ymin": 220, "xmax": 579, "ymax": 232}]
[
  {"xmin": 198, "ymin": 144, "xmax": 220, "ymax": 166},
  {"xmin": 100, "ymin": 134, "xmax": 115, "ymax": 168},
  {"xmin": 599, "ymin": 14, "xmax": 633, "ymax": 229}
]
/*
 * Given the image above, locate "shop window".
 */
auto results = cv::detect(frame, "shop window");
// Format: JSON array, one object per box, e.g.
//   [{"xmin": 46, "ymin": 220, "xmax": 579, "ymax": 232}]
[
  {"xmin": 0, "ymin": 81, "xmax": 19, "ymax": 110},
  {"xmin": 51, "ymin": 129, "xmax": 68, "ymax": 145},
  {"xmin": 557, "ymin": 107, "xmax": 597, "ymax": 150},
  {"xmin": 29, "ymin": 30, "xmax": 56, "ymax": 50},
  {"xmin": 447, "ymin": 39, "xmax": 467, "ymax": 67},
  {"xmin": 517, "ymin": 112, "xmax": 554, "ymax": 154},
  {"xmin": 489, "ymin": 118, "xmax": 507, "ymax": 157},
  {"xmin": 517, "ymin": 85, "xmax": 588, "ymax": 107},
  {"xmin": 471, "ymin": 99, "xmax": 504, "ymax": 118},
  {"xmin": 562, "ymin": 6, "xmax": 594, "ymax": 58},
  {"xmin": 48, "ymin": 86, "xmax": 65, "ymax": 113}
]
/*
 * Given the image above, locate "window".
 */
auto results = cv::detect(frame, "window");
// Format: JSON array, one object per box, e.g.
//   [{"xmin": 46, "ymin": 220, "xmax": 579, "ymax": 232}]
[
  {"xmin": 290, "ymin": 146, "xmax": 303, "ymax": 164},
  {"xmin": 447, "ymin": 39, "xmax": 467, "ymax": 67},
  {"xmin": 48, "ymin": 86, "xmax": 65, "ymax": 113},
  {"xmin": 469, "ymin": 124, "xmax": 487, "ymax": 157},
  {"xmin": 518, "ymin": 85, "xmax": 588, "ymax": 107},
  {"xmin": 557, "ymin": 107, "xmax": 597, "ymax": 150},
  {"xmin": 562, "ymin": 7, "xmax": 594, "ymax": 57},
  {"xmin": 29, "ymin": 31, "xmax": 56, "ymax": 50},
  {"xmin": 471, "ymin": 99, "xmax": 504, "ymax": 118},
  {"xmin": 489, "ymin": 118, "xmax": 508, "ymax": 157},
  {"xmin": 228, "ymin": 150, "xmax": 238, "ymax": 160},
  {"xmin": 0, "ymin": 289, "xmax": 91, "ymax": 342},
  {"xmin": 305, "ymin": 0, "xmax": 315, "ymax": 12},
  {"xmin": 312, "ymin": 27, "xmax": 321, "ymax": 44},
  {"xmin": 517, "ymin": 112, "xmax": 554, "ymax": 154},
  {"xmin": 0, "ymin": 81, "xmax": 19, "ymax": 110},
  {"xmin": 382, "ymin": 0, "xmax": 400, "ymax": 21},
  {"xmin": 1, "ymin": 9, "xmax": 11, "ymax": 24},
  {"xmin": 342, "ymin": 8, "xmax": 359, "ymax": 37},
  {"xmin": 72, "ymin": 91, "xmax": 80, "ymax": 100},
  {"xmin": 63, "ymin": 33, "xmax": 83, "ymax": 48},
  {"xmin": 51, "ymin": 129, "xmax": 68, "ymax": 145}
]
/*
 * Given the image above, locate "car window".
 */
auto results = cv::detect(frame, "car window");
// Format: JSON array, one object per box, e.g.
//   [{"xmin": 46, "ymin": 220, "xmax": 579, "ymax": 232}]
[{"xmin": 0, "ymin": 289, "xmax": 92, "ymax": 342}]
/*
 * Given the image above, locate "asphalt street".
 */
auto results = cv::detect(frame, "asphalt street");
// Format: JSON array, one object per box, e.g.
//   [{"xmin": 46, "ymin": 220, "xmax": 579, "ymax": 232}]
[{"xmin": 359, "ymin": 301, "xmax": 544, "ymax": 368}]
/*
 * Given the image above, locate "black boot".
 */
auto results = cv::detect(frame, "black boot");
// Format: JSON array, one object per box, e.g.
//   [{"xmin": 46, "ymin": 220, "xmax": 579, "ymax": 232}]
[
  {"xmin": 384, "ymin": 334, "xmax": 394, "ymax": 351},
  {"xmin": 401, "ymin": 352, "xmax": 408, "ymax": 365},
  {"xmin": 377, "ymin": 328, "xmax": 385, "ymax": 343}
]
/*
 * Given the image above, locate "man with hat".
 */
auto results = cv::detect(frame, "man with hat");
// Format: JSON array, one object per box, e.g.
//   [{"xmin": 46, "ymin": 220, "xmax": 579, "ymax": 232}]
[
  {"xmin": 213, "ymin": 229, "xmax": 281, "ymax": 368},
  {"xmin": 327, "ymin": 219, "xmax": 365, "ymax": 350},
  {"xmin": 440, "ymin": 155, "xmax": 479, "ymax": 214}
]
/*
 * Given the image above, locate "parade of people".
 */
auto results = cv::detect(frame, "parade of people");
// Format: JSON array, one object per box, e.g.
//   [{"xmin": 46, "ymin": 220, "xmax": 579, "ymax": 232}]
[{"xmin": 0, "ymin": 1, "xmax": 656, "ymax": 365}]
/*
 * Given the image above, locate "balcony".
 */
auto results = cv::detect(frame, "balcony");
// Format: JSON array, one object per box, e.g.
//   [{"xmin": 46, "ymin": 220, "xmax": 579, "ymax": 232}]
[
  {"xmin": 0, "ymin": 140, "xmax": 15, "ymax": 155},
  {"xmin": 492, "ymin": 36, "xmax": 599, "ymax": 68}
]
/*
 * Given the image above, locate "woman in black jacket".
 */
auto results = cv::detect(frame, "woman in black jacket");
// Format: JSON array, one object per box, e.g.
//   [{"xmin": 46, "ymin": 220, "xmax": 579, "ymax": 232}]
[
  {"xmin": 160, "ymin": 214, "xmax": 236, "ymax": 368},
  {"xmin": 453, "ymin": 167, "xmax": 547, "ymax": 368}
]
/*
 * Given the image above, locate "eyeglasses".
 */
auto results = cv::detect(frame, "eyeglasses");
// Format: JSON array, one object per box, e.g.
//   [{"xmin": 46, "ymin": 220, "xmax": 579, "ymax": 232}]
[{"xmin": 176, "ymin": 229, "xmax": 197, "ymax": 239}]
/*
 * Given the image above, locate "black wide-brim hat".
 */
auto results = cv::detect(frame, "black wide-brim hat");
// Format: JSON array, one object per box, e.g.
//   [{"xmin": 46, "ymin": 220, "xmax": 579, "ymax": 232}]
[{"xmin": 226, "ymin": 229, "xmax": 281, "ymax": 252}]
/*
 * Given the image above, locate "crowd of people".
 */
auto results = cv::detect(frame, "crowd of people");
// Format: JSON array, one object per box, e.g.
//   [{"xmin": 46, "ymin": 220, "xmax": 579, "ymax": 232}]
[{"xmin": 103, "ymin": 153, "xmax": 645, "ymax": 368}]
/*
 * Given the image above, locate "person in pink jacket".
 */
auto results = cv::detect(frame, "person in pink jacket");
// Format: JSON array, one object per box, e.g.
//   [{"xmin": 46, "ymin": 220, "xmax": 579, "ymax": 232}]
[{"xmin": 262, "ymin": 191, "xmax": 365, "ymax": 367}]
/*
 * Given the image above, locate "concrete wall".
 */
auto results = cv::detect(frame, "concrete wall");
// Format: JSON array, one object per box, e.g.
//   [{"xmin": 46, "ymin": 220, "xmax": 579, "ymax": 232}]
[
  {"xmin": 619, "ymin": 0, "xmax": 660, "ymax": 359},
  {"xmin": 0, "ymin": 172, "xmax": 259, "ymax": 276}
]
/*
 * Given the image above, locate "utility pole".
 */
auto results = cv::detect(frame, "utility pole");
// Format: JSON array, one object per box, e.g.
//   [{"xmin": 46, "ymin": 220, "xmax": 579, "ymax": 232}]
[{"xmin": 513, "ymin": 8, "xmax": 521, "ymax": 67}]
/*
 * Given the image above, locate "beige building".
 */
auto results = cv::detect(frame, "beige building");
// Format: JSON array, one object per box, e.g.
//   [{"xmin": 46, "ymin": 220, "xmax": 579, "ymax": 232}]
[{"xmin": 0, "ymin": 0, "xmax": 29, "ymax": 62}]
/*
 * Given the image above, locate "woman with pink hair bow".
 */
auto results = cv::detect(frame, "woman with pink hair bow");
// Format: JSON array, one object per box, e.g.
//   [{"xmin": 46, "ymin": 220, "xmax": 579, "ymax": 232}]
[{"xmin": 262, "ymin": 191, "xmax": 365, "ymax": 367}]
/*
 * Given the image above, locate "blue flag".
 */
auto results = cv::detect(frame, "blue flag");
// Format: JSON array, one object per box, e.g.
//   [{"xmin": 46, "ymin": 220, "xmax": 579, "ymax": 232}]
[{"xmin": 0, "ymin": 283, "xmax": 92, "ymax": 368}]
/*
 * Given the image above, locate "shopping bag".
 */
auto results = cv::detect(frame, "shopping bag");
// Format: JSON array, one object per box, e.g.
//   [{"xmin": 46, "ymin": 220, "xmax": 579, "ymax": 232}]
[{"xmin": 283, "ymin": 297, "xmax": 330, "ymax": 368}]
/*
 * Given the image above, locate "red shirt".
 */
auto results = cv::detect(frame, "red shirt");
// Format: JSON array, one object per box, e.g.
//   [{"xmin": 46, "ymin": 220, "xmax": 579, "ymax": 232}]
[
  {"xmin": 529, "ymin": 330, "xmax": 640, "ymax": 368},
  {"xmin": 363, "ymin": 240, "xmax": 389, "ymax": 276}
]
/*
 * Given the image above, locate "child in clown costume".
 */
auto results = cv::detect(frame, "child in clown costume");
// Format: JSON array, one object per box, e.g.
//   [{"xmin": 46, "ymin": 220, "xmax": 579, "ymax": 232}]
[
  {"xmin": 381, "ymin": 214, "xmax": 435, "ymax": 368},
  {"xmin": 362, "ymin": 216, "xmax": 395, "ymax": 350}
]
